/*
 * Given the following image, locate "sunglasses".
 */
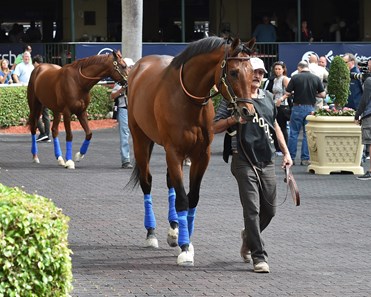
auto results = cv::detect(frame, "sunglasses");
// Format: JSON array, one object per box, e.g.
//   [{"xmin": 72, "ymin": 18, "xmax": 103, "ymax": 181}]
[{"xmin": 274, "ymin": 61, "xmax": 285, "ymax": 66}]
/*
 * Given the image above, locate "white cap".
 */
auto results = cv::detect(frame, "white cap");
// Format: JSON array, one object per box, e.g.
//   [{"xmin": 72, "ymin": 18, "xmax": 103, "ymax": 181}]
[
  {"xmin": 250, "ymin": 57, "xmax": 267, "ymax": 73},
  {"xmin": 123, "ymin": 58, "xmax": 135, "ymax": 67},
  {"xmin": 297, "ymin": 60, "xmax": 309, "ymax": 68}
]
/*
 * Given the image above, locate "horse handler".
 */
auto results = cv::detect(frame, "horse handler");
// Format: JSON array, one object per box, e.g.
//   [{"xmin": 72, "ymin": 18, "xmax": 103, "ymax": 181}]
[{"xmin": 213, "ymin": 58, "xmax": 292, "ymax": 273}]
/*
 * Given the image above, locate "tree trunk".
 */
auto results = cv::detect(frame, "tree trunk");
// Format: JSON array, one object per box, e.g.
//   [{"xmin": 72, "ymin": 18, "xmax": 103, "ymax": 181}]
[{"xmin": 121, "ymin": 0, "xmax": 143, "ymax": 62}]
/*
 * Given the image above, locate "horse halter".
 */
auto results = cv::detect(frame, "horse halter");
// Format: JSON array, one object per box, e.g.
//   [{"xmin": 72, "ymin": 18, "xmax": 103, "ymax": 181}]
[
  {"xmin": 219, "ymin": 46, "xmax": 255, "ymax": 121},
  {"xmin": 113, "ymin": 57, "xmax": 129, "ymax": 86},
  {"xmin": 179, "ymin": 42, "xmax": 255, "ymax": 118},
  {"xmin": 78, "ymin": 53, "xmax": 129, "ymax": 86}
]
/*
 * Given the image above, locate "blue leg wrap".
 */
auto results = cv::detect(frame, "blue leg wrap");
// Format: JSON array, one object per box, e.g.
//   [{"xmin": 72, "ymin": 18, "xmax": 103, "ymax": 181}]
[
  {"xmin": 168, "ymin": 188, "xmax": 178, "ymax": 223},
  {"xmin": 53, "ymin": 137, "xmax": 62, "ymax": 159},
  {"xmin": 31, "ymin": 134, "xmax": 37, "ymax": 155},
  {"xmin": 80, "ymin": 139, "xmax": 90, "ymax": 155},
  {"xmin": 187, "ymin": 207, "xmax": 197, "ymax": 238},
  {"xmin": 144, "ymin": 194, "xmax": 156, "ymax": 229},
  {"xmin": 177, "ymin": 210, "xmax": 189, "ymax": 247},
  {"xmin": 65, "ymin": 141, "xmax": 72, "ymax": 160}
]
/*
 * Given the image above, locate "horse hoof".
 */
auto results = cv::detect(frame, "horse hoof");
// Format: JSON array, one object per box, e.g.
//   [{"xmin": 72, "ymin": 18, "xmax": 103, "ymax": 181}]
[
  {"xmin": 177, "ymin": 250, "xmax": 194, "ymax": 266},
  {"xmin": 33, "ymin": 156, "xmax": 40, "ymax": 164},
  {"xmin": 176, "ymin": 242, "xmax": 194, "ymax": 256},
  {"xmin": 74, "ymin": 152, "xmax": 84, "ymax": 162},
  {"xmin": 145, "ymin": 235, "xmax": 159, "ymax": 248},
  {"xmin": 57, "ymin": 156, "xmax": 66, "ymax": 166},
  {"xmin": 167, "ymin": 227, "xmax": 179, "ymax": 247},
  {"xmin": 65, "ymin": 160, "xmax": 75, "ymax": 169}
]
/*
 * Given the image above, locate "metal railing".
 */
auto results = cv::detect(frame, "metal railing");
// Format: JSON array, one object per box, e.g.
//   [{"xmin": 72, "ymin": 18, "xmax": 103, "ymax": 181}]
[
  {"xmin": 43, "ymin": 43, "xmax": 75, "ymax": 66},
  {"xmin": 41, "ymin": 42, "xmax": 280, "ymax": 71}
]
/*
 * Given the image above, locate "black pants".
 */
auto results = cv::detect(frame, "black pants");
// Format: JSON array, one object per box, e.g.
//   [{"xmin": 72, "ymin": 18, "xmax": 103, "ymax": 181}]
[
  {"xmin": 37, "ymin": 107, "xmax": 50, "ymax": 137},
  {"xmin": 273, "ymin": 105, "xmax": 290, "ymax": 151}
]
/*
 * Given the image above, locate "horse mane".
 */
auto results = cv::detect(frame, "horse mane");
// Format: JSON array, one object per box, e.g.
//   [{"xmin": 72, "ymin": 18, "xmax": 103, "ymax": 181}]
[
  {"xmin": 170, "ymin": 36, "xmax": 227, "ymax": 69},
  {"xmin": 70, "ymin": 53, "xmax": 111, "ymax": 68}
]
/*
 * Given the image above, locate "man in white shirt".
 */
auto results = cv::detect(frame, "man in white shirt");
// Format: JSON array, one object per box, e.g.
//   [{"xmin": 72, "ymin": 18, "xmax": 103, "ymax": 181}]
[
  {"xmin": 308, "ymin": 54, "xmax": 328, "ymax": 109},
  {"xmin": 12, "ymin": 51, "xmax": 34, "ymax": 84}
]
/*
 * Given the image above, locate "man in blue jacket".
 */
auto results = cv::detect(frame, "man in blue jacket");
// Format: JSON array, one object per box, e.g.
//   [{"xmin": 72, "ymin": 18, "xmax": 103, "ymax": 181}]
[{"xmin": 343, "ymin": 53, "xmax": 363, "ymax": 110}]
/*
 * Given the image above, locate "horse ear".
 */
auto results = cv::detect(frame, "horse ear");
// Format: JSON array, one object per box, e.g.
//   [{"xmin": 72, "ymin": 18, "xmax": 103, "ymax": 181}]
[
  {"xmin": 231, "ymin": 37, "xmax": 241, "ymax": 51},
  {"xmin": 244, "ymin": 38, "xmax": 256, "ymax": 52}
]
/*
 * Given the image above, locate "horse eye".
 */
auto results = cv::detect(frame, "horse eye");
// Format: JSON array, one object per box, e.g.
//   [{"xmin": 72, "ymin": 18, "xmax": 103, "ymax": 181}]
[{"xmin": 229, "ymin": 69, "xmax": 239, "ymax": 78}]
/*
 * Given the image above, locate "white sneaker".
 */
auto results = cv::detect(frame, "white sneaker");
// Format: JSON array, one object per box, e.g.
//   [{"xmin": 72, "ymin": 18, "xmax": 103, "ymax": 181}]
[
  {"xmin": 183, "ymin": 158, "xmax": 191, "ymax": 166},
  {"xmin": 253, "ymin": 261, "xmax": 270, "ymax": 273}
]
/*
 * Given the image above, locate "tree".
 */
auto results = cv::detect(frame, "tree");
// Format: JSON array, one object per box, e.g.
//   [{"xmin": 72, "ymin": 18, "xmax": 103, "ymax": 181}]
[{"xmin": 121, "ymin": 0, "xmax": 143, "ymax": 62}]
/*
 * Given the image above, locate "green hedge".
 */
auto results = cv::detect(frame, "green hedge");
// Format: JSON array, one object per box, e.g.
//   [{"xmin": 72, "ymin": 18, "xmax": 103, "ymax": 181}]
[
  {"xmin": 0, "ymin": 85, "xmax": 112, "ymax": 128},
  {"xmin": 0, "ymin": 184, "xmax": 73, "ymax": 296},
  {"xmin": 0, "ymin": 84, "xmax": 225, "ymax": 128}
]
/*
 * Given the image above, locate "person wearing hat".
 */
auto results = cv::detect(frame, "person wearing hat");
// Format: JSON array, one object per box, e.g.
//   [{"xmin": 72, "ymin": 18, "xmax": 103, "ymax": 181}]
[
  {"xmin": 213, "ymin": 57, "xmax": 292, "ymax": 273},
  {"xmin": 110, "ymin": 57, "xmax": 135, "ymax": 169},
  {"xmin": 285, "ymin": 61, "xmax": 326, "ymax": 166}
]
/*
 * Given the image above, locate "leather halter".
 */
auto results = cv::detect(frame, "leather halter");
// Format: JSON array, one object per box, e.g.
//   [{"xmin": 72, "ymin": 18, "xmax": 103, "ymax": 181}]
[{"xmin": 78, "ymin": 53, "xmax": 129, "ymax": 85}]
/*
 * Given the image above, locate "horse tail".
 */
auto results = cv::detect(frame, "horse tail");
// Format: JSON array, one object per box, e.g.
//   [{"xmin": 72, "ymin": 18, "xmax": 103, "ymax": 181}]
[
  {"xmin": 124, "ymin": 141, "xmax": 155, "ymax": 191},
  {"xmin": 125, "ymin": 163, "xmax": 140, "ymax": 190}
]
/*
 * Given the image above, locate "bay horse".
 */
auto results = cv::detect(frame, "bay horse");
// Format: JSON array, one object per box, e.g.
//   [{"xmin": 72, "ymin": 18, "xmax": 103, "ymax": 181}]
[
  {"xmin": 27, "ymin": 50, "xmax": 129, "ymax": 169},
  {"xmin": 127, "ymin": 36, "xmax": 256, "ymax": 266}
]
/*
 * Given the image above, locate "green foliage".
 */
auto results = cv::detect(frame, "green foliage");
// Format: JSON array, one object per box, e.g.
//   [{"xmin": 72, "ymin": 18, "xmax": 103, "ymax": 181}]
[
  {"xmin": 210, "ymin": 87, "xmax": 223, "ymax": 112},
  {"xmin": 0, "ymin": 184, "xmax": 73, "ymax": 296},
  {"xmin": 0, "ymin": 87, "xmax": 29, "ymax": 127},
  {"xmin": 327, "ymin": 56, "xmax": 351, "ymax": 108},
  {"xmin": 0, "ymin": 85, "xmax": 112, "ymax": 128},
  {"xmin": 86, "ymin": 85, "xmax": 113, "ymax": 120}
]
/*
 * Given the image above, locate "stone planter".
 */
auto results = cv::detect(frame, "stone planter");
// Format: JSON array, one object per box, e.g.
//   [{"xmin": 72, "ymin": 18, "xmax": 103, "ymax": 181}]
[{"xmin": 306, "ymin": 115, "xmax": 364, "ymax": 175}]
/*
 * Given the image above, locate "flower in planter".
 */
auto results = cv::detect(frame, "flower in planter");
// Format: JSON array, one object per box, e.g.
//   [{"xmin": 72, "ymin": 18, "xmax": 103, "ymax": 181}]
[{"xmin": 312, "ymin": 106, "xmax": 356, "ymax": 116}]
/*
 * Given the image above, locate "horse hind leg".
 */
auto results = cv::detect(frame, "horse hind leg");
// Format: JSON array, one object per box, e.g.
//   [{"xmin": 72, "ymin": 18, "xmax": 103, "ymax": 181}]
[
  {"xmin": 130, "ymin": 127, "xmax": 158, "ymax": 248},
  {"xmin": 28, "ymin": 100, "xmax": 42, "ymax": 163}
]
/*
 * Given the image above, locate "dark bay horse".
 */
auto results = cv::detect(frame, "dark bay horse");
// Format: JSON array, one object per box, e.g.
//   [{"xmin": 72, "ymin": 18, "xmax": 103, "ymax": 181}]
[
  {"xmin": 127, "ymin": 37, "xmax": 256, "ymax": 266},
  {"xmin": 27, "ymin": 50, "xmax": 129, "ymax": 169}
]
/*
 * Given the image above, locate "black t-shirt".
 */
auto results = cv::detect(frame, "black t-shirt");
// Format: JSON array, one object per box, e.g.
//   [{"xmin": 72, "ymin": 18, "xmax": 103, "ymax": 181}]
[
  {"xmin": 237, "ymin": 92, "xmax": 276, "ymax": 168},
  {"xmin": 286, "ymin": 71, "xmax": 324, "ymax": 105}
]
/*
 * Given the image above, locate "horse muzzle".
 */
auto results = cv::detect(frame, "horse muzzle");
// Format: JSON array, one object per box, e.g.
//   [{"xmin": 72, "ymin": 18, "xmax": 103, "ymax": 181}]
[{"xmin": 235, "ymin": 98, "xmax": 255, "ymax": 122}]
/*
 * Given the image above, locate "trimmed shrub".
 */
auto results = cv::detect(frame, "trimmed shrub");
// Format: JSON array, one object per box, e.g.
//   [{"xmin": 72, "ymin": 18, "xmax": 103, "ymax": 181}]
[
  {"xmin": 0, "ymin": 85, "xmax": 112, "ymax": 128},
  {"xmin": 327, "ymin": 55, "xmax": 351, "ymax": 108},
  {"xmin": 0, "ymin": 184, "xmax": 73, "ymax": 296}
]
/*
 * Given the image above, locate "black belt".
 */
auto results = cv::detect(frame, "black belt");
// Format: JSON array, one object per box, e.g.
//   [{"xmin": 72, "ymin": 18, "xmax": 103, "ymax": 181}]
[
  {"xmin": 119, "ymin": 106, "xmax": 127, "ymax": 109},
  {"xmin": 293, "ymin": 103, "xmax": 313, "ymax": 106}
]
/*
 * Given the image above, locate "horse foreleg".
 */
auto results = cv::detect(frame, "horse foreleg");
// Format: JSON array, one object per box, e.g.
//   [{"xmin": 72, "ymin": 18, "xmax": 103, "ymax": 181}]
[
  {"xmin": 63, "ymin": 112, "xmax": 75, "ymax": 169},
  {"xmin": 75, "ymin": 112, "xmax": 92, "ymax": 162},
  {"xmin": 165, "ymin": 149, "xmax": 194, "ymax": 266},
  {"xmin": 166, "ymin": 186, "xmax": 179, "ymax": 248},
  {"xmin": 51, "ymin": 113, "xmax": 65, "ymax": 167}
]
